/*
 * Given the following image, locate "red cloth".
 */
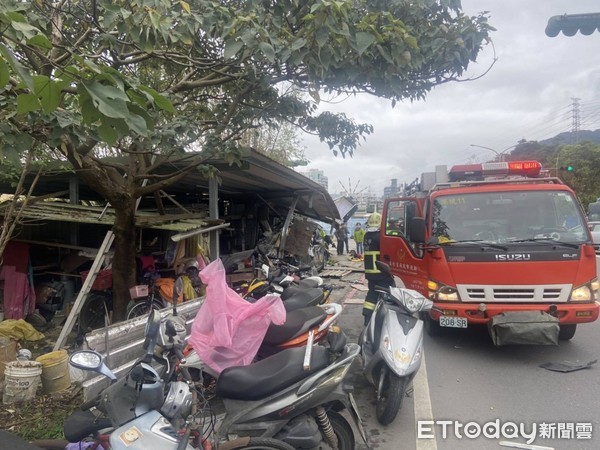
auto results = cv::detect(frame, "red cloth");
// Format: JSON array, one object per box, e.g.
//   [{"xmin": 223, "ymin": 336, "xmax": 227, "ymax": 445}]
[
  {"xmin": 140, "ymin": 255, "xmax": 155, "ymax": 273},
  {"xmin": 2, "ymin": 241, "xmax": 29, "ymax": 272},
  {"xmin": 0, "ymin": 241, "xmax": 36, "ymax": 319}
]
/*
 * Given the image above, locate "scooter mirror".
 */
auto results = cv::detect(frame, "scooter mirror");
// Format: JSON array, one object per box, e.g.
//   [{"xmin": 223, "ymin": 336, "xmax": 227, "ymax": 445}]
[
  {"xmin": 69, "ymin": 350, "xmax": 117, "ymax": 382},
  {"xmin": 174, "ymin": 276, "xmax": 184, "ymax": 302},
  {"xmin": 70, "ymin": 350, "xmax": 102, "ymax": 370},
  {"xmin": 143, "ymin": 309, "xmax": 162, "ymax": 360},
  {"xmin": 375, "ymin": 260, "xmax": 392, "ymax": 276}
]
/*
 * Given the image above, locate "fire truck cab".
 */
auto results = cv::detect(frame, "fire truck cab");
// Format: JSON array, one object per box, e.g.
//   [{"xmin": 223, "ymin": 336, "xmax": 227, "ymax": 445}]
[{"xmin": 380, "ymin": 161, "xmax": 599, "ymax": 342}]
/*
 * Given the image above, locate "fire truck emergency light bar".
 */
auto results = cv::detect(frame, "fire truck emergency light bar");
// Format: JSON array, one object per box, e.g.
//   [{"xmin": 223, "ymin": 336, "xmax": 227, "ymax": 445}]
[{"xmin": 448, "ymin": 161, "xmax": 542, "ymax": 182}]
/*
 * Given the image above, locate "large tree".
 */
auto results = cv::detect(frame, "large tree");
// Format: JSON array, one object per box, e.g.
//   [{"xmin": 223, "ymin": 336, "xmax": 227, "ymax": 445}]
[{"xmin": 0, "ymin": 0, "xmax": 493, "ymax": 320}]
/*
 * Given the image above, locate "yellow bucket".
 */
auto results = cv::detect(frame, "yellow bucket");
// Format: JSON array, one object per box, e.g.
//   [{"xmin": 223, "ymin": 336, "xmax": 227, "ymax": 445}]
[{"xmin": 35, "ymin": 350, "xmax": 71, "ymax": 394}]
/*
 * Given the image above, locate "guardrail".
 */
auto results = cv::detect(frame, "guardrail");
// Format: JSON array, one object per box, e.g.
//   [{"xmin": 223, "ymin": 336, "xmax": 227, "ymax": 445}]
[{"xmin": 80, "ymin": 299, "xmax": 203, "ymax": 401}]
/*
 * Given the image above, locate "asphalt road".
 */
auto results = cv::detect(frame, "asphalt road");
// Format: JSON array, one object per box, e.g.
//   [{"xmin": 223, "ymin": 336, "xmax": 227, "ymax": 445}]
[{"xmin": 326, "ymin": 251, "xmax": 600, "ymax": 450}]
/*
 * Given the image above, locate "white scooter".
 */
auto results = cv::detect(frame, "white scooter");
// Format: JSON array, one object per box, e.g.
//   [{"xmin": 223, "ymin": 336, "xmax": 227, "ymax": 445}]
[{"xmin": 359, "ymin": 261, "xmax": 435, "ymax": 425}]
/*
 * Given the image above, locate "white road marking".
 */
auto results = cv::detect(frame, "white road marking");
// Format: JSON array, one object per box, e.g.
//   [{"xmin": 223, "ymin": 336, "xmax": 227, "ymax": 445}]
[{"xmin": 414, "ymin": 353, "xmax": 438, "ymax": 450}]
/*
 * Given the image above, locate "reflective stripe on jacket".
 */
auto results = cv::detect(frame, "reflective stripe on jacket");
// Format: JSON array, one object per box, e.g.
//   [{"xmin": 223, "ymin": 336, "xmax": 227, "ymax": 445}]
[
  {"xmin": 362, "ymin": 299, "xmax": 377, "ymax": 311},
  {"xmin": 363, "ymin": 250, "xmax": 380, "ymax": 274}
]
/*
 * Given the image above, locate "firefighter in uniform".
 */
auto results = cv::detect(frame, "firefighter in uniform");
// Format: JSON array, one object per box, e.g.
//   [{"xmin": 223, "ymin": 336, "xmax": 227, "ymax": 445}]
[{"xmin": 362, "ymin": 212, "xmax": 394, "ymax": 325}]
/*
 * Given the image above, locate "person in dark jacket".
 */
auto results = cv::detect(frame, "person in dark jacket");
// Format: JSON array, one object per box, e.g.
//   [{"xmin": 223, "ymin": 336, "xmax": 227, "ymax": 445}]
[{"xmin": 362, "ymin": 213, "xmax": 394, "ymax": 325}]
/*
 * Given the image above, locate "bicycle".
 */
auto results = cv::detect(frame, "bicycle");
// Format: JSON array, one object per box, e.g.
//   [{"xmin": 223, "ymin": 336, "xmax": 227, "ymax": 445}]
[
  {"xmin": 78, "ymin": 268, "xmax": 113, "ymax": 332},
  {"xmin": 127, "ymin": 263, "xmax": 203, "ymax": 320},
  {"xmin": 126, "ymin": 272, "xmax": 166, "ymax": 320}
]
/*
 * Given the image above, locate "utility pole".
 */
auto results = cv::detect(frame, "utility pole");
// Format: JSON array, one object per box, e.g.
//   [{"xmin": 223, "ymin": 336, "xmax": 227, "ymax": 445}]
[{"xmin": 571, "ymin": 97, "xmax": 580, "ymax": 144}]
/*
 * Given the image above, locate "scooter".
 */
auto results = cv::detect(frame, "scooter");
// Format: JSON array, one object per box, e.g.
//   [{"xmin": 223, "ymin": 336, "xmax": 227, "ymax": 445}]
[
  {"xmin": 359, "ymin": 260, "xmax": 435, "ymax": 426},
  {"xmin": 239, "ymin": 263, "xmax": 332, "ymax": 312},
  {"xmin": 181, "ymin": 302, "xmax": 344, "ymax": 370},
  {"xmin": 210, "ymin": 329, "xmax": 365, "ymax": 450},
  {"xmin": 62, "ymin": 309, "xmax": 296, "ymax": 450}
]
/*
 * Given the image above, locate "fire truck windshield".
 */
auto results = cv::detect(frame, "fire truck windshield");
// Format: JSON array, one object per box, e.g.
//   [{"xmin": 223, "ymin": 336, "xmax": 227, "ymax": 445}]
[{"xmin": 431, "ymin": 190, "xmax": 589, "ymax": 244}]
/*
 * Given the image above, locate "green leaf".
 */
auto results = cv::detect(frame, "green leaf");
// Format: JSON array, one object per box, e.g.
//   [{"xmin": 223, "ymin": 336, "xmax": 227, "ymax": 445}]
[
  {"xmin": 26, "ymin": 34, "xmax": 53, "ymax": 50},
  {"xmin": 224, "ymin": 40, "xmax": 243, "ymax": 59},
  {"xmin": 180, "ymin": 1, "xmax": 191, "ymax": 14},
  {"xmin": 79, "ymin": 93, "xmax": 102, "ymax": 125},
  {"xmin": 16, "ymin": 93, "xmax": 40, "ymax": 115},
  {"xmin": 11, "ymin": 21, "xmax": 39, "ymax": 39},
  {"xmin": 149, "ymin": 10, "xmax": 162, "ymax": 30},
  {"xmin": 53, "ymin": 110, "xmax": 76, "ymax": 129},
  {"xmin": 82, "ymin": 81, "xmax": 130, "ymax": 119},
  {"xmin": 0, "ymin": 58, "xmax": 9, "ymax": 88},
  {"xmin": 355, "ymin": 31, "xmax": 376, "ymax": 55},
  {"xmin": 138, "ymin": 86, "xmax": 174, "ymax": 113},
  {"xmin": 0, "ymin": 43, "xmax": 33, "ymax": 91},
  {"xmin": 129, "ymin": 103, "xmax": 154, "ymax": 131},
  {"xmin": 124, "ymin": 110, "xmax": 148, "ymax": 136},
  {"xmin": 98, "ymin": 119, "xmax": 120, "ymax": 146},
  {"xmin": 258, "ymin": 42, "xmax": 276, "ymax": 62},
  {"xmin": 33, "ymin": 75, "xmax": 61, "ymax": 113},
  {"xmin": 291, "ymin": 38, "xmax": 307, "ymax": 51}
]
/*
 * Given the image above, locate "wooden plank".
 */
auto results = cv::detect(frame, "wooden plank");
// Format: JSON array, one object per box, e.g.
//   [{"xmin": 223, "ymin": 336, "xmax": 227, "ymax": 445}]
[
  {"xmin": 320, "ymin": 269, "xmax": 353, "ymax": 278},
  {"xmin": 53, "ymin": 231, "xmax": 115, "ymax": 351},
  {"xmin": 350, "ymin": 284, "xmax": 369, "ymax": 291}
]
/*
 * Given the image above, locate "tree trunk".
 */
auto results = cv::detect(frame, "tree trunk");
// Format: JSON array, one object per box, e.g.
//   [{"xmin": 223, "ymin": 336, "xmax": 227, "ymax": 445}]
[{"xmin": 111, "ymin": 201, "xmax": 138, "ymax": 322}]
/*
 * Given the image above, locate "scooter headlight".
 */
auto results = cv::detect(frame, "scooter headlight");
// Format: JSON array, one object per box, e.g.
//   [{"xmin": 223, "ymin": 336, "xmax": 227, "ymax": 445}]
[
  {"xmin": 393, "ymin": 288, "xmax": 431, "ymax": 313},
  {"xmin": 383, "ymin": 336, "xmax": 423, "ymax": 371}
]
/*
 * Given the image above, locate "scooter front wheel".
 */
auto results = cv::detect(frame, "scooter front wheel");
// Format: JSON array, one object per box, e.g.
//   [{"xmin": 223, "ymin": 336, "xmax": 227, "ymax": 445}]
[{"xmin": 376, "ymin": 367, "xmax": 407, "ymax": 426}]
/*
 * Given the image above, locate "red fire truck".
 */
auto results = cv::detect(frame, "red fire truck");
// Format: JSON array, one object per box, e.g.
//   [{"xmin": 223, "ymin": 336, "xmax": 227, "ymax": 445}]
[{"xmin": 380, "ymin": 160, "xmax": 599, "ymax": 342}]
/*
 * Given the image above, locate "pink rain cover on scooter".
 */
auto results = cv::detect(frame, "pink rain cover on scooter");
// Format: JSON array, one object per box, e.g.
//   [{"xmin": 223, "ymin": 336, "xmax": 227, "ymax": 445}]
[{"xmin": 188, "ymin": 259, "xmax": 286, "ymax": 373}]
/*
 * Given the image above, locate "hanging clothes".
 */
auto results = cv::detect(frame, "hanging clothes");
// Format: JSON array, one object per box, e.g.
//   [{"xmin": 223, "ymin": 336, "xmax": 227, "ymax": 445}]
[{"xmin": 0, "ymin": 241, "xmax": 36, "ymax": 320}]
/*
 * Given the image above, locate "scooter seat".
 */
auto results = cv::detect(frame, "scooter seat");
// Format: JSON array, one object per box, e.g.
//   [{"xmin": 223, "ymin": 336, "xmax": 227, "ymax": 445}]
[
  {"xmin": 283, "ymin": 288, "xmax": 325, "ymax": 312},
  {"xmin": 262, "ymin": 306, "xmax": 328, "ymax": 345},
  {"xmin": 216, "ymin": 346, "xmax": 329, "ymax": 401},
  {"xmin": 63, "ymin": 409, "xmax": 113, "ymax": 442},
  {"xmin": 281, "ymin": 280, "xmax": 321, "ymax": 300}
]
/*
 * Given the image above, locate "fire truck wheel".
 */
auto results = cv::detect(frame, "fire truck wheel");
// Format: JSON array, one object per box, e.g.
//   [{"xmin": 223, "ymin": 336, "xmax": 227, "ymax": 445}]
[{"xmin": 558, "ymin": 324, "xmax": 577, "ymax": 340}]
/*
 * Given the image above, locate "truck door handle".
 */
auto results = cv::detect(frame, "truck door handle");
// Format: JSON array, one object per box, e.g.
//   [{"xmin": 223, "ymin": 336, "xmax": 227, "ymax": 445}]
[{"xmin": 382, "ymin": 254, "xmax": 391, "ymax": 261}]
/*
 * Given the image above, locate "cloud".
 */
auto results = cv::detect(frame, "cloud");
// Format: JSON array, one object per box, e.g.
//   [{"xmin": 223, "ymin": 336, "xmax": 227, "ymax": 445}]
[{"xmin": 299, "ymin": 0, "xmax": 600, "ymax": 196}]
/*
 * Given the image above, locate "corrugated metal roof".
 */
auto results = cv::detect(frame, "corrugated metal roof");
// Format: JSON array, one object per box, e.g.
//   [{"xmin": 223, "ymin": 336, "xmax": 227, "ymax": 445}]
[
  {"xmin": 2, "ymin": 202, "xmax": 218, "ymax": 231},
  {"xmin": 0, "ymin": 149, "xmax": 340, "ymax": 225}
]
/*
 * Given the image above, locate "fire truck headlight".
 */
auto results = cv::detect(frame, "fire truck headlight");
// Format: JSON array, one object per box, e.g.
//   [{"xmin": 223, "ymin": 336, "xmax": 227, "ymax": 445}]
[
  {"xmin": 428, "ymin": 280, "xmax": 459, "ymax": 301},
  {"xmin": 437, "ymin": 288, "xmax": 459, "ymax": 301},
  {"xmin": 570, "ymin": 285, "xmax": 592, "ymax": 302}
]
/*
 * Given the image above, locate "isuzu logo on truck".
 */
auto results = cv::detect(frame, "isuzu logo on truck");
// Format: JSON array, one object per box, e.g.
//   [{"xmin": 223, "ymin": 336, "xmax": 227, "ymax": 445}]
[{"xmin": 495, "ymin": 254, "xmax": 531, "ymax": 261}]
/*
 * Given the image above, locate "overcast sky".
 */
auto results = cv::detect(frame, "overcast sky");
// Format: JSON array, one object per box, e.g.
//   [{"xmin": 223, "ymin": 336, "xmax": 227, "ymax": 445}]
[{"xmin": 298, "ymin": 0, "xmax": 600, "ymax": 198}]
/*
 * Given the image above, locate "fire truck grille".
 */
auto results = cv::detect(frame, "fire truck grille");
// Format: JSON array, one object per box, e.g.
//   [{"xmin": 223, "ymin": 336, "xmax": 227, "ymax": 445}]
[{"xmin": 457, "ymin": 284, "xmax": 571, "ymax": 303}]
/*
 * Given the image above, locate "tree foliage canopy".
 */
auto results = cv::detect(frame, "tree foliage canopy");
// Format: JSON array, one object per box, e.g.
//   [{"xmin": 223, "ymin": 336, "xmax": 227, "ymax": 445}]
[
  {"xmin": 511, "ymin": 140, "xmax": 600, "ymax": 209},
  {"xmin": 1, "ymin": 0, "xmax": 492, "ymax": 171},
  {"xmin": 0, "ymin": 0, "xmax": 493, "ymax": 319}
]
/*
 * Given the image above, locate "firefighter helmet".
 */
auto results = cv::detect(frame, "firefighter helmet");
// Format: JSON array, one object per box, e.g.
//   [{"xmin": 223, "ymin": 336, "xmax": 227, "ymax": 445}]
[{"xmin": 367, "ymin": 212, "xmax": 382, "ymax": 231}]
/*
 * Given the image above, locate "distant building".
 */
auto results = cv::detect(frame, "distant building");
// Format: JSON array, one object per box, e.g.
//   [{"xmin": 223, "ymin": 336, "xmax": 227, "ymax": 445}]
[
  {"xmin": 383, "ymin": 178, "xmax": 402, "ymax": 199},
  {"xmin": 351, "ymin": 190, "xmax": 381, "ymax": 216},
  {"xmin": 300, "ymin": 168, "xmax": 329, "ymax": 191}
]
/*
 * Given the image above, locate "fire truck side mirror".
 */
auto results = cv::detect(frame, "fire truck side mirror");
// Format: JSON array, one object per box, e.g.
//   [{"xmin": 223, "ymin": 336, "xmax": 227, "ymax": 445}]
[{"xmin": 408, "ymin": 217, "xmax": 426, "ymax": 243}]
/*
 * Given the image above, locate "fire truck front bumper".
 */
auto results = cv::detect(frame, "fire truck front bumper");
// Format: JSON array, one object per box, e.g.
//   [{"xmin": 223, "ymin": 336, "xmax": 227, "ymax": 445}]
[{"xmin": 430, "ymin": 301, "xmax": 600, "ymax": 325}]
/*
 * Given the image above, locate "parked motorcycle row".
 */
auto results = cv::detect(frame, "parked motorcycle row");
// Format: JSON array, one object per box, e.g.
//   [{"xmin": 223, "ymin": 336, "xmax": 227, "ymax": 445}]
[{"xmin": 21, "ymin": 254, "xmax": 434, "ymax": 450}]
